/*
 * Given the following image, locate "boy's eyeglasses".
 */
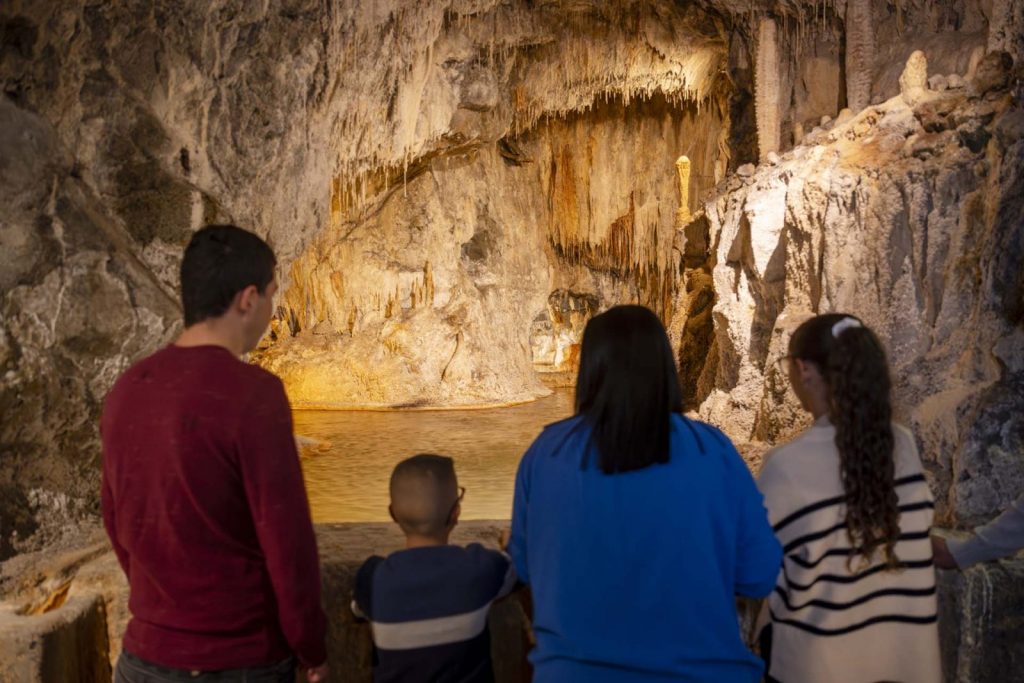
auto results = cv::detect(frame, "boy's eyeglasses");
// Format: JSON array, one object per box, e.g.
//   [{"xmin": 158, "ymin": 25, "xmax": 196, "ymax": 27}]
[{"xmin": 446, "ymin": 486, "xmax": 466, "ymax": 525}]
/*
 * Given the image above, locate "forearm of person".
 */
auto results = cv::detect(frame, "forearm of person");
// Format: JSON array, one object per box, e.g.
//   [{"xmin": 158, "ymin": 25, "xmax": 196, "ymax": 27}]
[
  {"xmin": 241, "ymin": 382, "xmax": 328, "ymax": 668},
  {"xmin": 257, "ymin": 489, "xmax": 328, "ymax": 668},
  {"xmin": 948, "ymin": 492, "xmax": 1024, "ymax": 569}
]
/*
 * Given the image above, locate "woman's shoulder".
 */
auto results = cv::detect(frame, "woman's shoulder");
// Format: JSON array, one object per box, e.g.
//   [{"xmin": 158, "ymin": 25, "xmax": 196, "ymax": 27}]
[
  {"xmin": 539, "ymin": 414, "xmax": 586, "ymax": 440},
  {"xmin": 669, "ymin": 416, "xmax": 754, "ymax": 477},
  {"xmin": 671, "ymin": 415, "xmax": 734, "ymax": 451},
  {"xmin": 523, "ymin": 414, "xmax": 586, "ymax": 459},
  {"xmin": 758, "ymin": 425, "xmax": 835, "ymax": 487}
]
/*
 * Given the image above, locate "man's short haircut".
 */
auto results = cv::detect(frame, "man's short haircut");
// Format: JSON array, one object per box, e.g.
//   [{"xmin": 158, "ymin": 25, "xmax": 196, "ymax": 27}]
[
  {"xmin": 180, "ymin": 224, "xmax": 277, "ymax": 327},
  {"xmin": 389, "ymin": 454, "xmax": 458, "ymax": 537}
]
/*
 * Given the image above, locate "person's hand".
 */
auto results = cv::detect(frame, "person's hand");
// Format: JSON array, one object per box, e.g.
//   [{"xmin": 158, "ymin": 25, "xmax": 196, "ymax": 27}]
[
  {"xmin": 306, "ymin": 662, "xmax": 329, "ymax": 682},
  {"xmin": 931, "ymin": 535, "xmax": 960, "ymax": 570}
]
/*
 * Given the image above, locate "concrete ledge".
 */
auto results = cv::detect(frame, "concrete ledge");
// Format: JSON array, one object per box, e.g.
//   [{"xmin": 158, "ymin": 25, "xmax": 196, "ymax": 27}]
[
  {"xmin": 0, "ymin": 522, "xmax": 530, "ymax": 682},
  {"xmin": 0, "ymin": 593, "xmax": 111, "ymax": 682},
  {"xmin": 6, "ymin": 523, "xmax": 1021, "ymax": 682}
]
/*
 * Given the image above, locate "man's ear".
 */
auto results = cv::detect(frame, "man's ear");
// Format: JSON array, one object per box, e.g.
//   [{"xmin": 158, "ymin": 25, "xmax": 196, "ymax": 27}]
[
  {"xmin": 388, "ymin": 505, "xmax": 397, "ymax": 524},
  {"xmin": 448, "ymin": 502, "xmax": 461, "ymax": 529},
  {"xmin": 235, "ymin": 284, "xmax": 260, "ymax": 315}
]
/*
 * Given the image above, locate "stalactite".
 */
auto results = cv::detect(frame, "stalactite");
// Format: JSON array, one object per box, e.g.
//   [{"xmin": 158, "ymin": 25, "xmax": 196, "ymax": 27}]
[
  {"xmin": 845, "ymin": 0, "xmax": 874, "ymax": 114},
  {"xmin": 755, "ymin": 17, "xmax": 780, "ymax": 162}
]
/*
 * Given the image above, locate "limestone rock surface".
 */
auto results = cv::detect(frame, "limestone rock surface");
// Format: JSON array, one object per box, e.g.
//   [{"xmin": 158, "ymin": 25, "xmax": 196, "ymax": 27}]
[{"xmin": 692, "ymin": 89, "xmax": 1023, "ymax": 529}]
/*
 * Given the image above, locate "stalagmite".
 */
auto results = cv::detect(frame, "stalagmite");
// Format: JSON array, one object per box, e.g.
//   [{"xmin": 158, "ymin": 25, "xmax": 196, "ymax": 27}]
[
  {"xmin": 899, "ymin": 50, "xmax": 929, "ymax": 105},
  {"xmin": 845, "ymin": 0, "xmax": 875, "ymax": 113},
  {"xmin": 966, "ymin": 46, "xmax": 986, "ymax": 81},
  {"xmin": 755, "ymin": 17, "xmax": 781, "ymax": 162},
  {"xmin": 675, "ymin": 156, "xmax": 692, "ymax": 228}
]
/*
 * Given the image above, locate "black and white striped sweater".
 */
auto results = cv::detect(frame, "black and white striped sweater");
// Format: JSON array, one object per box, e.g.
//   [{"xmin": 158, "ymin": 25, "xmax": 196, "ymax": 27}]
[{"xmin": 757, "ymin": 419, "xmax": 941, "ymax": 683}]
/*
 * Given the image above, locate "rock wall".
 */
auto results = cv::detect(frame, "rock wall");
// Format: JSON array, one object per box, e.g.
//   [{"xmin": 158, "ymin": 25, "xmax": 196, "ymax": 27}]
[
  {"xmin": 259, "ymin": 92, "xmax": 729, "ymax": 408},
  {"xmin": 1, "ymin": 0, "xmax": 732, "ymax": 550},
  {"xmin": 691, "ymin": 57, "xmax": 1024, "ymax": 525}
]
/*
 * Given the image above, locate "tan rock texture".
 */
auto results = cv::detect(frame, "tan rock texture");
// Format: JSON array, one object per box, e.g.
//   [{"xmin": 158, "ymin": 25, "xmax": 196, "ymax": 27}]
[{"xmin": 693, "ymin": 88, "xmax": 1024, "ymax": 530}]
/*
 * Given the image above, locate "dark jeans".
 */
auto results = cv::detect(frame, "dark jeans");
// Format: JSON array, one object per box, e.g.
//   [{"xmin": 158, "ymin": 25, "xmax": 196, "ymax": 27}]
[{"xmin": 115, "ymin": 651, "xmax": 296, "ymax": 683}]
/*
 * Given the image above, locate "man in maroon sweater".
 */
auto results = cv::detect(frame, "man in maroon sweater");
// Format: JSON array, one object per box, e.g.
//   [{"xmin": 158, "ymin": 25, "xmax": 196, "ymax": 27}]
[{"xmin": 102, "ymin": 225, "xmax": 328, "ymax": 682}]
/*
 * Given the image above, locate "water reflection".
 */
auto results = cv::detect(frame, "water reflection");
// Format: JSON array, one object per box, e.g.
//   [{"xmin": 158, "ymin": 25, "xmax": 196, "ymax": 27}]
[{"xmin": 294, "ymin": 389, "xmax": 574, "ymax": 522}]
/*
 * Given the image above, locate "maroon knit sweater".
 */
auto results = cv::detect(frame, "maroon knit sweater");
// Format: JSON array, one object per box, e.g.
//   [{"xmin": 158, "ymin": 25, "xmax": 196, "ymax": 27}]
[{"xmin": 101, "ymin": 344, "xmax": 327, "ymax": 670}]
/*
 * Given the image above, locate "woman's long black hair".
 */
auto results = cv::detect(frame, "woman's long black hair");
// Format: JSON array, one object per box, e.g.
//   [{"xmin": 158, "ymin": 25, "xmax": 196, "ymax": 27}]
[
  {"xmin": 575, "ymin": 305, "xmax": 683, "ymax": 474},
  {"xmin": 789, "ymin": 313, "xmax": 901, "ymax": 566}
]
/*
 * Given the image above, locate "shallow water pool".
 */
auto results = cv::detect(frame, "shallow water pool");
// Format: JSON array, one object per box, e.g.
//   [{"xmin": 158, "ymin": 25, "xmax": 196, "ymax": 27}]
[{"xmin": 294, "ymin": 389, "xmax": 574, "ymax": 522}]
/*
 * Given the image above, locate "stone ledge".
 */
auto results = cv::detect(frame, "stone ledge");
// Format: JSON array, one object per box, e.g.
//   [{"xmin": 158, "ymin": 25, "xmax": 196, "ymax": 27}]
[
  {"xmin": 0, "ymin": 522, "xmax": 531, "ymax": 682},
  {"xmin": 4, "ymin": 523, "xmax": 1022, "ymax": 682}
]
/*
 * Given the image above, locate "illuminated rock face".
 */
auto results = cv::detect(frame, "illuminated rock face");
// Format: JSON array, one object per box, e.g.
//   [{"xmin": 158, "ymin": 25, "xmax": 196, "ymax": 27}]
[
  {"xmin": 695, "ymin": 84, "xmax": 1024, "ymax": 531},
  {"xmin": 261, "ymin": 94, "xmax": 727, "ymax": 407}
]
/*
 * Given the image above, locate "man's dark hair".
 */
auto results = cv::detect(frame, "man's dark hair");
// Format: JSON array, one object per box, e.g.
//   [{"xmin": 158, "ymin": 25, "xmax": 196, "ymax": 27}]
[
  {"xmin": 574, "ymin": 305, "xmax": 683, "ymax": 474},
  {"xmin": 180, "ymin": 224, "xmax": 277, "ymax": 326}
]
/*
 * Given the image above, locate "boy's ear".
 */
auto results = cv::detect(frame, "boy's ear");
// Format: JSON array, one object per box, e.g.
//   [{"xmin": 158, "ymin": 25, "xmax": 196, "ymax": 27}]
[
  {"xmin": 388, "ymin": 505, "xmax": 397, "ymax": 524},
  {"xmin": 448, "ymin": 502, "xmax": 461, "ymax": 529}
]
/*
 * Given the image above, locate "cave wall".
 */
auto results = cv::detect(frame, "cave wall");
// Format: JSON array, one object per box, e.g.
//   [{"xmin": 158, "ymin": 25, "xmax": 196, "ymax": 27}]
[
  {"xmin": 0, "ymin": 0, "xmax": 732, "ymax": 550},
  {"xmin": 690, "ymin": 51, "xmax": 1024, "ymax": 529},
  {"xmin": 261, "ymin": 91, "xmax": 730, "ymax": 408}
]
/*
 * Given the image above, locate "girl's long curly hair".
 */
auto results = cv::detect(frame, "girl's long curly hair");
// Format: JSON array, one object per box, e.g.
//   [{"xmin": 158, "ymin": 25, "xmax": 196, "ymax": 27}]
[{"xmin": 790, "ymin": 314, "xmax": 901, "ymax": 567}]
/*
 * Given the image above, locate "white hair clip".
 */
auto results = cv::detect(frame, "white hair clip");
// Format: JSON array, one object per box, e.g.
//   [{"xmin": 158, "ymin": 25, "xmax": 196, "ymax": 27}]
[{"xmin": 831, "ymin": 317, "xmax": 863, "ymax": 338}]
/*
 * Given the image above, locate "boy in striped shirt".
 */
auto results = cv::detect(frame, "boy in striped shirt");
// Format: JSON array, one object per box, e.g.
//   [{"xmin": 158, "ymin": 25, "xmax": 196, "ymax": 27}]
[{"xmin": 352, "ymin": 454, "xmax": 516, "ymax": 683}]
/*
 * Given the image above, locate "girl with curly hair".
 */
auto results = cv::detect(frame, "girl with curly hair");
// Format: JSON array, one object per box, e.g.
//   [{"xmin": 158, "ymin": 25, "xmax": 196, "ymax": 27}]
[{"xmin": 757, "ymin": 313, "xmax": 941, "ymax": 683}]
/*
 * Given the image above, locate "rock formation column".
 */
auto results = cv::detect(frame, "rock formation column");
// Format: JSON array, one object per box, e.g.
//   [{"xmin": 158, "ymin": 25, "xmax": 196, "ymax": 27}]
[
  {"xmin": 845, "ymin": 0, "xmax": 875, "ymax": 113},
  {"xmin": 899, "ymin": 50, "xmax": 928, "ymax": 106},
  {"xmin": 675, "ymin": 156, "xmax": 692, "ymax": 227},
  {"xmin": 755, "ymin": 17, "xmax": 781, "ymax": 162}
]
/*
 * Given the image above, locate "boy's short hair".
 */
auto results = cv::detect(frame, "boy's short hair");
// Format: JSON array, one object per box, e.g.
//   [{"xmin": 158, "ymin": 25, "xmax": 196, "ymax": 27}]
[
  {"xmin": 390, "ymin": 454, "xmax": 458, "ymax": 536},
  {"xmin": 180, "ymin": 224, "xmax": 277, "ymax": 327}
]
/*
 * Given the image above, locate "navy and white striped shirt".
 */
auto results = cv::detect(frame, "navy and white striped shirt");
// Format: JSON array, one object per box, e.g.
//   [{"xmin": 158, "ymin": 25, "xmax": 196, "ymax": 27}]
[{"xmin": 352, "ymin": 544, "xmax": 516, "ymax": 683}]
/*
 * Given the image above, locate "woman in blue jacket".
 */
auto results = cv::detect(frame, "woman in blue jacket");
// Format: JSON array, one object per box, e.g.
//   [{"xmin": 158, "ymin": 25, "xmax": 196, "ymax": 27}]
[{"xmin": 508, "ymin": 305, "xmax": 782, "ymax": 683}]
